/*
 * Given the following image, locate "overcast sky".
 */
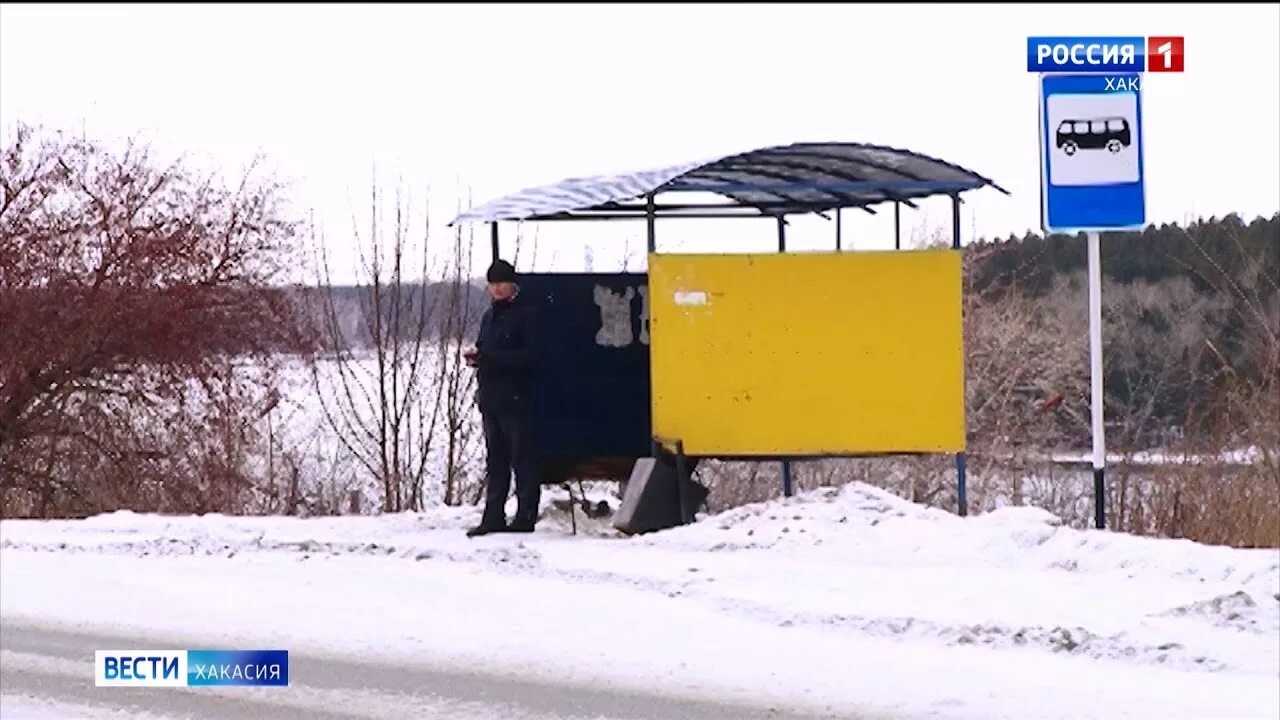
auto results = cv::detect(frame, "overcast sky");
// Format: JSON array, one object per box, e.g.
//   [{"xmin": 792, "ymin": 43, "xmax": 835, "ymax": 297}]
[{"xmin": 3, "ymin": 3, "xmax": 1277, "ymax": 284}]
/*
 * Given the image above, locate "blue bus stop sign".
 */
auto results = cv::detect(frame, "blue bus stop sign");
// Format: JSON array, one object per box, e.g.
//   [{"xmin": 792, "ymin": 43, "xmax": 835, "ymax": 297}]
[{"xmin": 1039, "ymin": 72, "xmax": 1146, "ymax": 233}]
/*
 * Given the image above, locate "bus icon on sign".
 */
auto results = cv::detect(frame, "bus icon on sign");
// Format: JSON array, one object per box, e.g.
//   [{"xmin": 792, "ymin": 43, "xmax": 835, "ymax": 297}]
[{"xmin": 1055, "ymin": 116, "xmax": 1131, "ymax": 156}]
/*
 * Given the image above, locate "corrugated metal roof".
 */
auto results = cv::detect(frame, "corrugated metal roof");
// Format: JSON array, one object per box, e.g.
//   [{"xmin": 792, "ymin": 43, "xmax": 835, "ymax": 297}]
[{"xmin": 450, "ymin": 142, "xmax": 1007, "ymax": 225}]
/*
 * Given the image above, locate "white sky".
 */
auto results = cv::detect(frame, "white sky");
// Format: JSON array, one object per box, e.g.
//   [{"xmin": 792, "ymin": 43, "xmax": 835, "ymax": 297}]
[{"xmin": 3, "ymin": 3, "xmax": 1277, "ymax": 284}]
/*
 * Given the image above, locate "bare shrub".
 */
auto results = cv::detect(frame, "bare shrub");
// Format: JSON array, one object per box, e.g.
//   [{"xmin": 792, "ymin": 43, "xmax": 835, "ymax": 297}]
[
  {"xmin": 0, "ymin": 125, "xmax": 313, "ymax": 518},
  {"xmin": 1135, "ymin": 224, "xmax": 1280, "ymax": 547},
  {"xmin": 309, "ymin": 186, "xmax": 484, "ymax": 513}
]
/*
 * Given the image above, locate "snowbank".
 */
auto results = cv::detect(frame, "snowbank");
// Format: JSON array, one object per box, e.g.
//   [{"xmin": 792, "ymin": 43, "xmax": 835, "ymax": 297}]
[{"xmin": 2, "ymin": 482, "xmax": 1277, "ymax": 720}]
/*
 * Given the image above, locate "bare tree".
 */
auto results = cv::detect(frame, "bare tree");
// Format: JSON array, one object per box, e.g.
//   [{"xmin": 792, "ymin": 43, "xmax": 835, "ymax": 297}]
[
  {"xmin": 310, "ymin": 185, "xmax": 485, "ymax": 512},
  {"xmin": 0, "ymin": 124, "xmax": 312, "ymax": 517},
  {"xmin": 438, "ymin": 222, "xmax": 483, "ymax": 506}
]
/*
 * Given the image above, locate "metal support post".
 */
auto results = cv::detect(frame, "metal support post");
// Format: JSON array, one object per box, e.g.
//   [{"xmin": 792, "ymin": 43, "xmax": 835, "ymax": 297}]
[
  {"xmin": 646, "ymin": 193, "xmax": 657, "ymax": 253},
  {"xmin": 894, "ymin": 200, "xmax": 901, "ymax": 250},
  {"xmin": 675, "ymin": 440, "xmax": 689, "ymax": 524},
  {"xmin": 952, "ymin": 194, "xmax": 967, "ymax": 517},
  {"xmin": 777, "ymin": 215, "xmax": 794, "ymax": 497},
  {"xmin": 1088, "ymin": 231, "xmax": 1107, "ymax": 530}
]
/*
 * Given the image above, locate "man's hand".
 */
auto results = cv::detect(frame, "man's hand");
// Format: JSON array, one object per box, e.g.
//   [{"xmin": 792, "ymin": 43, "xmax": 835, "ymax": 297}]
[{"xmin": 463, "ymin": 345, "xmax": 479, "ymax": 367}]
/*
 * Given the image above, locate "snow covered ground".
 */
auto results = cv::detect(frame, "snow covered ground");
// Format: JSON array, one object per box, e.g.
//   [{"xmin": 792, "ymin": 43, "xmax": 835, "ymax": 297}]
[
  {"xmin": 1048, "ymin": 446, "xmax": 1268, "ymax": 467},
  {"xmin": 0, "ymin": 695, "xmax": 172, "ymax": 720},
  {"xmin": 2, "ymin": 482, "xmax": 1277, "ymax": 719}
]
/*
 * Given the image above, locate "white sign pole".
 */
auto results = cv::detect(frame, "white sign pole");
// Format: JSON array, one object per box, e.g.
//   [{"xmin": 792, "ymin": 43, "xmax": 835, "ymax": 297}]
[
  {"xmin": 1087, "ymin": 230, "xmax": 1106, "ymax": 530},
  {"xmin": 1039, "ymin": 69, "xmax": 1142, "ymax": 534}
]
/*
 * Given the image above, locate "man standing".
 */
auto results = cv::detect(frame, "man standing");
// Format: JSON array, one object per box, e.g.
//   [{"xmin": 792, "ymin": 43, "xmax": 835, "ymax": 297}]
[{"xmin": 464, "ymin": 259, "xmax": 541, "ymax": 537}]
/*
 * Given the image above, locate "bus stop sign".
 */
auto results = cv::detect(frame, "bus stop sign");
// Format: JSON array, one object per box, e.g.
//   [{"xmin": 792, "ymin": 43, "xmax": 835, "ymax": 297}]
[{"xmin": 1038, "ymin": 72, "xmax": 1146, "ymax": 233}]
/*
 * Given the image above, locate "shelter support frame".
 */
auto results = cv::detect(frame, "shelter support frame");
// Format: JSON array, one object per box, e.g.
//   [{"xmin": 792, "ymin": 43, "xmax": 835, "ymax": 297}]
[
  {"xmin": 461, "ymin": 143, "xmax": 1008, "ymax": 521},
  {"xmin": 485, "ymin": 194, "xmax": 970, "ymax": 518}
]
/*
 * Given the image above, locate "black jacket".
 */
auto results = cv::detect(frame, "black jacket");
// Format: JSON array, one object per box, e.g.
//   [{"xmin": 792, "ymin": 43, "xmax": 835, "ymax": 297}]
[{"xmin": 474, "ymin": 293, "xmax": 540, "ymax": 411}]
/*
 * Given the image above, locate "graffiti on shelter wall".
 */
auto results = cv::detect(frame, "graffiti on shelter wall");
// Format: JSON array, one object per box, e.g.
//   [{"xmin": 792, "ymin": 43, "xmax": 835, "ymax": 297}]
[{"xmin": 593, "ymin": 284, "xmax": 649, "ymax": 348}]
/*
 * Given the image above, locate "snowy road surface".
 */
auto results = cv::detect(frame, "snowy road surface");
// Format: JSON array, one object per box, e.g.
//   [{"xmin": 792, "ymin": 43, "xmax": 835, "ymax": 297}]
[
  {"xmin": 2, "ymin": 482, "xmax": 1277, "ymax": 720},
  {"xmin": 0, "ymin": 624, "xmax": 823, "ymax": 720}
]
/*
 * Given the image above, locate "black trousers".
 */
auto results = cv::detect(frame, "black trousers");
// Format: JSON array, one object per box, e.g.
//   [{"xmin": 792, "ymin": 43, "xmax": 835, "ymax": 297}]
[{"xmin": 480, "ymin": 402, "xmax": 540, "ymax": 525}]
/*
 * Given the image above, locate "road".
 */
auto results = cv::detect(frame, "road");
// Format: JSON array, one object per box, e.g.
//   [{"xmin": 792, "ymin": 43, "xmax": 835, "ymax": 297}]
[{"xmin": 0, "ymin": 623, "xmax": 856, "ymax": 720}]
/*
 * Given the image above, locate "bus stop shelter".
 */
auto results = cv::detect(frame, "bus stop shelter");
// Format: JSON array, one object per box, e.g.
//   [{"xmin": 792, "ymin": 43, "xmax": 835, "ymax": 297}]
[{"xmin": 450, "ymin": 141, "xmax": 1008, "ymax": 524}]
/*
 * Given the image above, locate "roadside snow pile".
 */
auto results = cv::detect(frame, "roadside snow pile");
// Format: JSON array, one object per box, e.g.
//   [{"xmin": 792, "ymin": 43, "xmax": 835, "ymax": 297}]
[
  {"xmin": 640, "ymin": 481, "xmax": 952, "ymax": 552},
  {"xmin": 0, "ymin": 484, "xmax": 623, "ymax": 559},
  {"xmin": 621, "ymin": 482, "xmax": 1280, "ymax": 676},
  {"xmin": 647, "ymin": 481, "xmax": 1278, "ymax": 596},
  {"xmin": 1, "ymin": 480, "xmax": 1276, "ymax": 680}
]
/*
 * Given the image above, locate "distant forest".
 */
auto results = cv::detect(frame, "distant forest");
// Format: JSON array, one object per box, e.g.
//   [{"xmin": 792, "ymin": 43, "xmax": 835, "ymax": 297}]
[
  {"xmin": 962, "ymin": 213, "xmax": 1278, "ymax": 448},
  {"xmin": 970, "ymin": 214, "xmax": 1278, "ymax": 300}
]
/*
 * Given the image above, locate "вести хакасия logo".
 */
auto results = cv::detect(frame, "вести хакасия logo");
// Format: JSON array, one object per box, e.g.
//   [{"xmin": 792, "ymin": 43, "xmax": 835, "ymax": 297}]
[{"xmin": 95, "ymin": 649, "xmax": 289, "ymax": 687}]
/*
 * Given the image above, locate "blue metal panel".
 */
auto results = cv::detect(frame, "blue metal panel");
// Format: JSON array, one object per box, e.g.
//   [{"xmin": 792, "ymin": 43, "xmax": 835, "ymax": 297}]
[{"xmin": 519, "ymin": 272, "xmax": 652, "ymax": 465}]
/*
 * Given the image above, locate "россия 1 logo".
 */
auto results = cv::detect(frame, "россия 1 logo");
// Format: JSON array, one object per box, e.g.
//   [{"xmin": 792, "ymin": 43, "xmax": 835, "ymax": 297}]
[{"xmin": 1027, "ymin": 36, "xmax": 1184, "ymax": 73}]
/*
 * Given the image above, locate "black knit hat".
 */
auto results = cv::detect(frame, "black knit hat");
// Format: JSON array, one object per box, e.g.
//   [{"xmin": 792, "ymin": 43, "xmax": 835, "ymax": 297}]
[{"xmin": 486, "ymin": 259, "xmax": 517, "ymax": 284}]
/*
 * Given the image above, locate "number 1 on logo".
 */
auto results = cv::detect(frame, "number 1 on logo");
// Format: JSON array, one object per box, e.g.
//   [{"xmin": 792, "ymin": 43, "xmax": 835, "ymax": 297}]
[{"xmin": 1146, "ymin": 36, "xmax": 1184, "ymax": 72}]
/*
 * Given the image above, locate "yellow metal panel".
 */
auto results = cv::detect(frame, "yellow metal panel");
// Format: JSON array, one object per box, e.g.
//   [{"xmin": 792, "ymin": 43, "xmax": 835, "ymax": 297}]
[{"xmin": 648, "ymin": 250, "xmax": 964, "ymax": 456}]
